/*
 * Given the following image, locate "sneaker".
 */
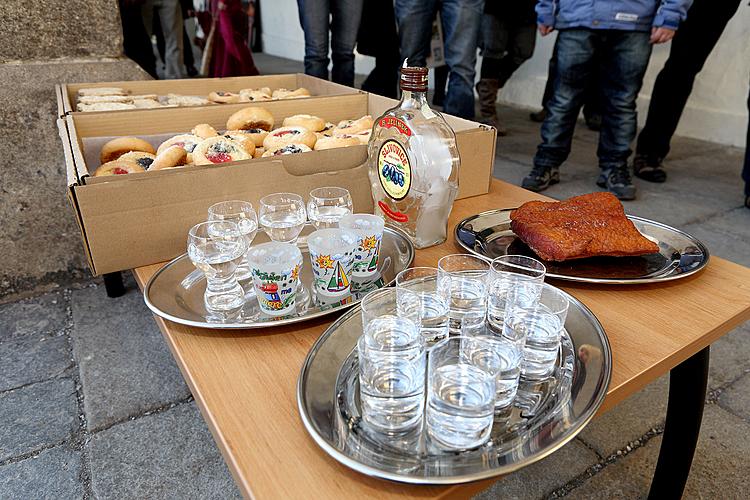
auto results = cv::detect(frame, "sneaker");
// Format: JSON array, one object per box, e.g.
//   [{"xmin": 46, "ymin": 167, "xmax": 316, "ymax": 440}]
[
  {"xmin": 522, "ymin": 165, "xmax": 559, "ymax": 192},
  {"xmin": 633, "ymin": 154, "xmax": 666, "ymax": 183},
  {"xmin": 597, "ymin": 166, "xmax": 637, "ymax": 200},
  {"xmin": 529, "ymin": 109, "xmax": 547, "ymax": 122}
]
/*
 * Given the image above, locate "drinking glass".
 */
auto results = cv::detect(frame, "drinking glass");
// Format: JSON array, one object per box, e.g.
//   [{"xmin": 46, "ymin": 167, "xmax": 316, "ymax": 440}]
[
  {"xmin": 259, "ymin": 192, "xmax": 307, "ymax": 244},
  {"xmin": 208, "ymin": 200, "xmax": 258, "ymax": 281},
  {"xmin": 307, "ymin": 228, "xmax": 359, "ymax": 297},
  {"xmin": 360, "ymin": 288, "xmax": 420, "ymax": 331},
  {"xmin": 395, "ymin": 267, "xmax": 449, "ymax": 346},
  {"xmin": 505, "ymin": 284, "xmax": 570, "ymax": 380},
  {"xmin": 339, "ymin": 213, "xmax": 385, "ymax": 278},
  {"xmin": 487, "ymin": 255, "xmax": 546, "ymax": 330},
  {"xmin": 358, "ymin": 314, "xmax": 426, "ymax": 434},
  {"xmin": 307, "ymin": 187, "xmax": 353, "ymax": 229},
  {"xmin": 187, "ymin": 221, "xmax": 246, "ymax": 313},
  {"xmin": 426, "ymin": 336, "xmax": 496, "ymax": 450},
  {"xmin": 246, "ymin": 242, "xmax": 302, "ymax": 316},
  {"xmin": 459, "ymin": 330, "xmax": 522, "ymax": 410},
  {"xmin": 437, "ymin": 254, "xmax": 490, "ymax": 333}
]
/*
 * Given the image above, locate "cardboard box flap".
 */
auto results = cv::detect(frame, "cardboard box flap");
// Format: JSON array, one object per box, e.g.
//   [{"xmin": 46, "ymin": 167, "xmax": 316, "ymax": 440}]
[{"xmin": 57, "ymin": 118, "xmax": 80, "ymax": 187}]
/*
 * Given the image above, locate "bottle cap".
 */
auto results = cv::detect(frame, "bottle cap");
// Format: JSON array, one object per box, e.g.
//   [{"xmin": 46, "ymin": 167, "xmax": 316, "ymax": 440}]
[{"xmin": 400, "ymin": 61, "xmax": 428, "ymax": 92}]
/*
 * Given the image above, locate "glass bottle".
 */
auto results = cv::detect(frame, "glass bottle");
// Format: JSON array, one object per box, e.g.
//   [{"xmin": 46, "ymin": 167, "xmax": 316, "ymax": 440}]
[{"xmin": 367, "ymin": 64, "xmax": 460, "ymax": 249}]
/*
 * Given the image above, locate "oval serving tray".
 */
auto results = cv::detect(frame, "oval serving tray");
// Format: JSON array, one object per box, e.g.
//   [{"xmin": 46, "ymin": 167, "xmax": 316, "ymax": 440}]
[
  {"xmin": 297, "ymin": 290, "xmax": 611, "ymax": 484},
  {"xmin": 143, "ymin": 226, "xmax": 414, "ymax": 329},
  {"xmin": 455, "ymin": 208, "xmax": 709, "ymax": 284}
]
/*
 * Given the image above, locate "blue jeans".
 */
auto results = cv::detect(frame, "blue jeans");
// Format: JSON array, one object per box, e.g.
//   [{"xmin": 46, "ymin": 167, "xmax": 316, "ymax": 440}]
[
  {"xmin": 296, "ymin": 0, "xmax": 364, "ymax": 86},
  {"xmin": 534, "ymin": 29, "xmax": 652, "ymax": 172},
  {"xmin": 395, "ymin": 0, "xmax": 483, "ymax": 118}
]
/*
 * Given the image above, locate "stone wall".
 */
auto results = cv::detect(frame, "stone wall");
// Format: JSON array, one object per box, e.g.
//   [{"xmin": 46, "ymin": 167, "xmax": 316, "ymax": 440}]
[{"xmin": 0, "ymin": 0, "xmax": 151, "ymax": 298}]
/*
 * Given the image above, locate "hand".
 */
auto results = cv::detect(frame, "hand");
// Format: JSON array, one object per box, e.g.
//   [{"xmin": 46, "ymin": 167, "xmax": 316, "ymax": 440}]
[
  {"xmin": 538, "ymin": 24, "xmax": 554, "ymax": 36},
  {"xmin": 650, "ymin": 27, "xmax": 676, "ymax": 44}
]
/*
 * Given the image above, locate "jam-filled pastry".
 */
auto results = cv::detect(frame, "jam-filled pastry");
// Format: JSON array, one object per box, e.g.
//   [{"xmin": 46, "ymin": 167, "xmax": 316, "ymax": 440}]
[
  {"xmin": 222, "ymin": 132, "xmax": 257, "ymax": 156},
  {"xmin": 132, "ymin": 99, "xmax": 162, "ymax": 109},
  {"xmin": 208, "ymin": 91, "xmax": 240, "ymax": 104},
  {"xmin": 191, "ymin": 123, "xmax": 219, "ymax": 139},
  {"xmin": 224, "ymin": 128, "xmax": 268, "ymax": 148},
  {"xmin": 117, "ymin": 151, "xmax": 156, "ymax": 170},
  {"xmin": 271, "ymin": 87, "xmax": 311, "ymax": 99},
  {"xmin": 149, "ymin": 145, "xmax": 188, "ymax": 170},
  {"xmin": 333, "ymin": 115, "xmax": 374, "ymax": 137},
  {"xmin": 315, "ymin": 122, "xmax": 336, "ymax": 139},
  {"xmin": 93, "ymin": 160, "xmax": 146, "ymax": 177},
  {"xmin": 100, "ymin": 137, "xmax": 156, "ymax": 164},
  {"xmin": 225, "ymin": 106, "xmax": 274, "ymax": 132},
  {"xmin": 157, "ymin": 134, "xmax": 202, "ymax": 164},
  {"xmin": 352, "ymin": 129, "xmax": 371, "ymax": 144},
  {"xmin": 193, "ymin": 136, "xmax": 250, "ymax": 165},
  {"xmin": 313, "ymin": 135, "xmax": 361, "ymax": 151},
  {"xmin": 253, "ymin": 147, "xmax": 265, "ymax": 158},
  {"xmin": 282, "ymin": 114, "xmax": 326, "ymax": 132},
  {"xmin": 262, "ymin": 126, "xmax": 317, "ymax": 150},
  {"xmin": 238, "ymin": 87, "xmax": 272, "ymax": 102},
  {"xmin": 164, "ymin": 94, "xmax": 211, "ymax": 107},
  {"xmin": 261, "ymin": 144, "xmax": 312, "ymax": 157}
]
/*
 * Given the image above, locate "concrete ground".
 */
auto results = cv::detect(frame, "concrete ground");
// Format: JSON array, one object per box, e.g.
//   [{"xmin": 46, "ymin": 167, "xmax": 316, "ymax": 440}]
[{"xmin": 1, "ymin": 54, "xmax": 749, "ymax": 499}]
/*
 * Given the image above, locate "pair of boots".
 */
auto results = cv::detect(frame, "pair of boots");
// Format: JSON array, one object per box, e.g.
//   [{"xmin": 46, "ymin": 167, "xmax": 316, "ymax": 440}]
[{"xmin": 476, "ymin": 79, "xmax": 507, "ymax": 136}]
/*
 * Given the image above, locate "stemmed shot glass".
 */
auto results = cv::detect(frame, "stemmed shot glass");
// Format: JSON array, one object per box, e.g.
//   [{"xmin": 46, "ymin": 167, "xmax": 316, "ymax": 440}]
[
  {"xmin": 208, "ymin": 200, "xmax": 258, "ymax": 281},
  {"xmin": 307, "ymin": 187, "xmax": 353, "ymax": 229},
  {"xmin": 259, "ymin": 192, "xmax": 307, "ymax": 244}
]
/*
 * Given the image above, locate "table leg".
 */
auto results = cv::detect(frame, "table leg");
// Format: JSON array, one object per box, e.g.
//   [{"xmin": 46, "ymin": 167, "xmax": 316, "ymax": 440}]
[
  {"xmin": 103, "ymin": 271, "xmax": 126, "ymax": 298},
  {"xmin": 648, "ymin": 346, "xmax": 710, "ymax": 500}
]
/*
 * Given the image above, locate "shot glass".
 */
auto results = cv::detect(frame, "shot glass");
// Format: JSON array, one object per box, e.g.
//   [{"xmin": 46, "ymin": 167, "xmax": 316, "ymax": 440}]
[
  {"xmin": 208, "ymin": 200, "xmax": 258, "ymax": 281},
  {"xmin": 395, "ymin": 267, "xmax": 449, "ymax": 346},
  {"xmin": 487, "ymin": 255, "xmax": 546, "ymax": 330},
  {"xmin": 437, "ymin": 254, "xmax": 490, "ymax": 333},
  {"xmin": 307, "ymin": 186, "xmax": 353, "ymax": 229},
  {"xmin": 459, "ymin": 331, "xmax": 522, "ymax": 410},
  {"xmin": 246, "ymin": 242, "xmax": 302, "ymax": 316},
  {"xmin": 360, "ymin": 288, "xmax": 420, "ymax": 331},
  {"xmin": 307, "ymin": 228, "xmax": 358, "ymax": 297},
  {"xmin": 187, "ymin": 221, "xmax": 246, "ymax": 313},
  {"xmin": 358, "ymin": 314, "xmax": 426, "ymax": 434},
  {"xmin": 426, "ymin": 336, "xmax": 496, "ymax": 450},
  {"xmin": 339, "ymin": 213, "xmax": 385, "ymax": 278},
  {"xmin": 259, "ymin": 192, "xmax": 307, "ymax": 244},
  {"xmin": 505, "ymin": 284, "xmax": 570, "ymax": 380}
]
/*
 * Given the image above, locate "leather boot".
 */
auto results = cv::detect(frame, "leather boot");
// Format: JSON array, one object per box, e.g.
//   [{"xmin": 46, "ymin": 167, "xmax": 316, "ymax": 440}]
[{"xmin": 475, "ymin": 79, "xmax": 507, "ymax": 135}]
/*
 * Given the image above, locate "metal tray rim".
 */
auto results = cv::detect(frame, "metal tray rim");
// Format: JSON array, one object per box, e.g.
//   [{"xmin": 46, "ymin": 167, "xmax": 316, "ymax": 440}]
[
  {"xmin": 296, "ymin": 290, "xmax": 612, "ymax": 484},
  {"xmin": 454, "ymin": 208, "xmax": 710, "ymax": 285}
]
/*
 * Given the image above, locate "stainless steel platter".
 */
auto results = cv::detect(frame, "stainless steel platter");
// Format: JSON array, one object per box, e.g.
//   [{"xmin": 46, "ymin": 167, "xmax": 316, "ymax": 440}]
[
  {"xmin": 297, "ymin": 291, "xmax": 611, "ymax": 484},
  {"xmin": 455, "ymin": 209, "xmax": 709, "ymax": 284},
  {"xmin": 143, "ymin": 226, "xmax": 414, "ymax": 329}
]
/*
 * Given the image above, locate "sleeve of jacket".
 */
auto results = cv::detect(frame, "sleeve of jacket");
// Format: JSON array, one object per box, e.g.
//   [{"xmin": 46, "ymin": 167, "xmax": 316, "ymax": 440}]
[
  {"xmin": 653, "ymin": 0, "xmax": 693, "ymax": 29},
  {"xmin": 536, "ymin": 0, "xmax": 556, "ymax": 27}
]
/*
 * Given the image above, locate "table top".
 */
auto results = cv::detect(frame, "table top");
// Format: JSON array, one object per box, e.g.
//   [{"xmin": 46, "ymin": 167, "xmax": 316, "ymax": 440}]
[{"xmin": 134, "ymin": 179, "xmax": 750, "ymax": 499}]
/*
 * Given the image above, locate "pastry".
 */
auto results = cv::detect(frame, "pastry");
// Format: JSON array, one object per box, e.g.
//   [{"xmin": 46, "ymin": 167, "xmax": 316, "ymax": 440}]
[
  {"xmin": 238, "ymin": 87, "xmax": 272, "ymax": 102},
  {"xmin": 192, "ymin": 123, "xmax": 219, "ymax": 139},
  {"xmin": 313, "ymin": 135, "xmax": 361, "ymax": 151},
  {"xmin": 282, "ymin": 114, "xmax": 326, "ymax": 132},
  {"xmin": 149, "ymin": 145, "xmax": 188, "ymax": 170},
  {"xmin": 262, "ymin": 126, "xmax": 317, "ymax": 150},
  {"xmin": 92, "ymin": 160, "xmax": 145, "ymax": 176},
  {"xmin": 157, "ymin": 134, "xmax": 201, "ymax": 156},
  {"xmin": 224, "ymin": 128, "xmax": 268, "ymax": 148},
  {"xmin": 100, "ymin": 137, "xmax": 156, "ymax": 164},
  {"xmin": 192, "ymin": 136, "xmax": 251, "ymax": 165},
  {"xmin": 261, "ymin": 144, "xmax": 312, "ymax": 157},
  {"xmin": 352, "ymin": 129, "xmax": 371, "ymax": 144},
  {"xmin": 253, "ymin": 147, "xmax": 265, "ymax": 158},
  {"xmin": 132, "ymin": 99, "xmax": 162, "ymax": 109},
  {"xmin": 222, "ymin": 132, "xmax": 257, "ymax": 156},
  {"xmin": 333, "ymin": 115, "xmax": 373, "ymax": 137},
  {"xmin": 316, "ymin": 122, "xmax": 336, "ymax": 139},
  {"xmin": 509, "ymin": 192, "xmax": 660, "ymax": 261},
  {"xmin": 225, "ymin": 106, "xmax": 274, "ymax": 131},
  {"xmin": 77, "ymin": 102, "xmax": 136, "ymax": 112},
  {"xmin": 78, "ymin": 95, "xmax": 132, "ymax": 104},
  {"xmin": 208, "ymin": 91, "xmax": 241, "ymax": 104},
  {"xmin": 165, "ymin": 94, "xmax": 211, "ymax": 106},
  {"xmin": 117, "ymin": 151, "xmax": 156, "ymax": 170},
  {"xmin": 271, "ymin": 87, "xmax": 311, "ymax": 99},
  {"xmin": 129, "ymin": 94, "xmax": 158, "ymax": 101},
  {"xmin": 77, "ymin": 87, "xmax": 127, "ymax": 97}
]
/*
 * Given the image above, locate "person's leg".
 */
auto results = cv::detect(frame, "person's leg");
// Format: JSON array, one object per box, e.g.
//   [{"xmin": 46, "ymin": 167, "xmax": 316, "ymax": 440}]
[
  {"xmin": 121, "ymin": 0, "xmax": 157, "ymax": 78},
  {"xmin": 330, "ymin": 0, "xmax": 364, "ymax": 86},
  {"xmin": 394, "ymin": 0, "xmax": 437, "ymax": 68},
  {"xmin": 475, "ymin": 13, "xmax": 507, "ymax": 128},
  {"xmin": 440, "ymin": 0, "xmax": 483, "ymax": 118},
  {"xmin": 743, "ymin": 82, "xmax": 750, "ymax": 206},
  {"xmin": 433, "ymin": 65, "xmax": 449, "ymax": 106},
  {"xmin": 595, "ymin": 31, "xmax": 652, "ymax": 200},
  {"xmin": 297, "ymin": 0, "xmax": 331, "ymax": 80},
  {"xmin": 636, "ymin": 0, "xmax": 741, "ymax": 169},
  {"xmin": 182, "ymin": 26, "xmax": 197, "ymax": 75},
  {"xmin": 156, "ymin": 0, "xmax": 185, "ymax": 79},
  {"xmin": 496, "ymin": 22, "xmax": 535, "ymax": 87},
  {"xmin": 524, "ymin": 29, "xmax": 597, "ymax": 191},
  {"xmin": 530, "ymin": 39, "xmax": 558, "ymax": 122}
]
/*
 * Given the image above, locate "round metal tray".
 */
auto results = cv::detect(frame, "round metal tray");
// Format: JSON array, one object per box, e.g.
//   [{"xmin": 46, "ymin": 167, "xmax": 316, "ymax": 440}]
[
  {"xmin": 297, "ymin": 291, "xmax": 611, "ymax": 484},
  {"xmin": 455, "ymin": 209, "xmax": 709, "ymax": 284},
  {"xmin": 143, "ymin": 226, "xmax": 414, "ymax": 329}
]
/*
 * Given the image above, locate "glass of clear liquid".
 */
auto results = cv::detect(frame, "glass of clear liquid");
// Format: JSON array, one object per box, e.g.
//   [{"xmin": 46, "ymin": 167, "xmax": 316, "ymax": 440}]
[
  {"xmin": 307, "ymin": 186, "xmax": 353, "ymax": 229},
  {"xmin": 459, "ymin": 331, "xmax": 522, "ymax": 410},
  {"xmin": 187, "ymin": 221, "xmax": 246, "ymax": 313},
  {"xmin": 426, "ymin": 336, "xmax": 496, "ymax": 450},
  {"xmin": 487, "ymin": 255, "xmax": 546, "ymax": 330},
  {"xmin": 259, "ymin": 192, "xmax": 307, "ymax": 244},
  {"xmin": 437, "ymin": 254, "xmax": 490, "ymax": 333},
  {"xmin": 208, "ymin": 200, "xmax": 258, "ymax": 282},
  {"xmin": 395, "ymin": 267, "xmax": 449, "ymax": 347}
]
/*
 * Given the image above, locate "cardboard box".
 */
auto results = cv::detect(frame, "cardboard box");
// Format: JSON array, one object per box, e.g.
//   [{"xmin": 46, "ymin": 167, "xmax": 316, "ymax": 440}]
[
  {"xmin": 56, "ymin": 73, "xmax": 361, "ymax": 117},
  {"xmin": 61, "ymin": 93, "xmax": 496, "ymax": 275}
]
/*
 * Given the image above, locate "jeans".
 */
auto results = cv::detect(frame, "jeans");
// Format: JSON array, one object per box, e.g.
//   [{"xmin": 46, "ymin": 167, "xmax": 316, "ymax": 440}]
[
  {"xmin": 395, "ymin": 0, "xmax": 483, "ymax": 118},
  {"xmin": 142, "ymin": 0, "xmax": 184, "ymax": 79},
  {"xmin": 636, "ymin": 0, "xmax": 742, "ymax": 159},
  {"xmin": 296, "ymin": 0, "xmax": 364, "ymax": 86},
  {"xmin": 479, "ymin": 13, "xmax": 536, "ymax": 87},
  {"xmin": 541, "ymin": 37, "xmax": 601, "ymax": 121},
  {"xmin": 534, "ymin": 29, "xmax": 652, "ymax": 172}
]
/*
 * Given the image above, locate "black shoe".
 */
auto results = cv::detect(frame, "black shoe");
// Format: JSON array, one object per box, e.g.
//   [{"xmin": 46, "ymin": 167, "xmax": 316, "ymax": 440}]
[
  {"xmin": 633, "ymin": 154, "xmax": 666, "ymax": 183},
  {"xmin": 597, "ymin": 166, "xmax": 637, "ymax": 200},
  {"xmin": 522, "ymin": 165, "xmax": 559, "ymax": 192},
  {"xmin": 529, "ymin": 109, "xmax": 547, "ymax": 123}
]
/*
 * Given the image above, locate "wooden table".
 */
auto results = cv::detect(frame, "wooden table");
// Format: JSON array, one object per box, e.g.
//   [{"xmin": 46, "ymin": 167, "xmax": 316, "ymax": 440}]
[{"xmin": 133, "ymin": 180, "xmax": 750, "ymax": 499}]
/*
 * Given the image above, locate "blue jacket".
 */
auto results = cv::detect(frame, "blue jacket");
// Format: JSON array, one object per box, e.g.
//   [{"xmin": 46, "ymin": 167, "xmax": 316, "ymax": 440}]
[{"xmin": 536, "ymin": 0, "xmax": 693, "ymax": 31}]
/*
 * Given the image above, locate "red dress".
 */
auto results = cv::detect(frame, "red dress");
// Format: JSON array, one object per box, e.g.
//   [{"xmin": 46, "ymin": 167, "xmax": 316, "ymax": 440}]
[{"xmin": 205, "ymin": 0, "xmax": 259, "ymax": 77}]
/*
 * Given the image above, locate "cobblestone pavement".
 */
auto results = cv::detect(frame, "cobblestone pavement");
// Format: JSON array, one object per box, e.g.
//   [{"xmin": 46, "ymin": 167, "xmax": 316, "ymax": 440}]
[{"xmin": 1, "ymin": 55, "xmax": 748, "ymax": 499}]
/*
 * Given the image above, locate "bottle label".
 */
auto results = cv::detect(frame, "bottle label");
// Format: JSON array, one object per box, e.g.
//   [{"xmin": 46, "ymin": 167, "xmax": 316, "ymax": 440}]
[
  {"xmin": 378, "ymin": 117, "xmax": 412, "ymax": 136},
  {"xmin": 377, "ymin": 139, "xmax": 411, "ymax": 201}
]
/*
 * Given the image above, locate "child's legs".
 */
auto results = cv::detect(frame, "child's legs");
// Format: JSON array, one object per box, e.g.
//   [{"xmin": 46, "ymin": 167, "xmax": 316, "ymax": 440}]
[
  {"xmin": 597, "ymin": 31, "xmax": 652, "ymax": 172},
  {"xmin": 535, "ymin": 29, "xmax": 597, "ymax": 169}
]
